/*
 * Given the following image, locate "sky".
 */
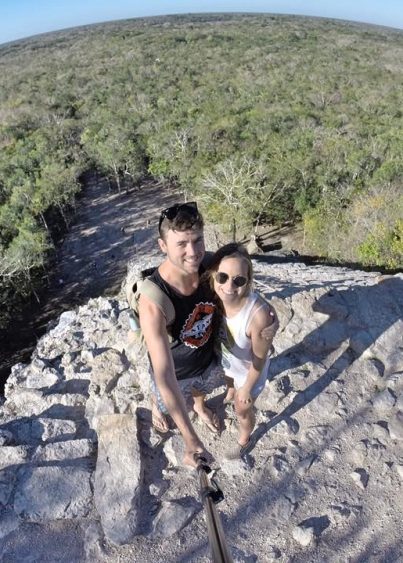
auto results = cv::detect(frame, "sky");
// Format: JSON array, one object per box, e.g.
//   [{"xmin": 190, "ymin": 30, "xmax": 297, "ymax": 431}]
[{"xmin": 1, "ymin": 0, "xmax": 402, "ymax": 45}]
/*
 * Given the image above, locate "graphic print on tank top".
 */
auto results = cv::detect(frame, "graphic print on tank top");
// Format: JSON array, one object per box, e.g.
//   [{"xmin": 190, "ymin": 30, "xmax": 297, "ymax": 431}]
[{"xmin": 180, "ymin": 302, "xmax": 215, "ymax": 348}]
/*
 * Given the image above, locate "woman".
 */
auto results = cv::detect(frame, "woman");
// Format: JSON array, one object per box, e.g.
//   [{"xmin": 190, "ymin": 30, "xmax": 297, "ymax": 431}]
[{"xmin": 206, "ymin": 243, "xmax": 278, "ymax": 459}]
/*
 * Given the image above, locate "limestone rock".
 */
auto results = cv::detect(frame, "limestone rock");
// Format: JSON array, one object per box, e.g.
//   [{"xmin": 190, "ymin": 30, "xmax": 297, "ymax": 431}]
[
  {"xmin": 152, "ymin": 498, "xmax": 200, "ymax": 538},
  {"xmin": 389, "ymin": 411, "xmax": 403, "ymax": 441},
  {"xmin": 0, "ymin": 429, "xmax": 13, "ymax": 446},
  {"xmin": 0, "ymin": 521, "xmax": 86, "ymax": 562},
  {"xmin": 292, "ymin": 524, "xmax": 315, "ymax": 546},
  {"xmin": 37, "ymin": 418, "xmax": 77, "ymax": 442},
  {"xmin": 372, "ymin": 388, "xmax": 396, "ymax": 412},
  {"xmin": 163, "ymin": 434, "xmax": 186, "ymax": 467},
  {"xmin": 32, "ymin": 438, "xmax": 94, "ymax": 462},
  {"xmin": 13, "ymin": 466, "xmax": 92, "ymax": 520},
  {"xmin": 93, "ymin": 414, "xmax": 142, "ymax": 545},
  {"xmin": 0, "ymin": 506, "xmax": 20, "ymax": 539},
  {"xmin": 0, "ymin": 445, "xmax": 30, "ymax": 470},
  {"xmin": 350, "ymin": 468, "xmax": 369, "ymax": 489}
]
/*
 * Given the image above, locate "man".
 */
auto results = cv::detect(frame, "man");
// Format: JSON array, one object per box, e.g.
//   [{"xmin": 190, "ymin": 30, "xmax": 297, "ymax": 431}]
[{"xmin": 138, "ymin": 202, "xmax": 222, "ymax": 468}]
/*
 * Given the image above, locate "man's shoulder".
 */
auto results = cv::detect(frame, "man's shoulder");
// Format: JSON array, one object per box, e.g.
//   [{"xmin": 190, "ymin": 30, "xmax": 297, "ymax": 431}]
[{"xmin": 138, "ymin": 277, "xmax": 176, "ymax": 325}]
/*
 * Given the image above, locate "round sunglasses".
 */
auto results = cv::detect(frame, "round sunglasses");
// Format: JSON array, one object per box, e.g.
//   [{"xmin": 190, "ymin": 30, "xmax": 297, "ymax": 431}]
[{"xmin": 214, "ymin": 272, "xmax": 248, "ymax": 287}]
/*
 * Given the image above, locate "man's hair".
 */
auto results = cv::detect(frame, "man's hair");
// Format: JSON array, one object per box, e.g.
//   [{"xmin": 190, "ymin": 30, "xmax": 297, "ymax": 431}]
[{"xmin": 159, "ymin": 208, "xmax": 204, "ymax": 240}]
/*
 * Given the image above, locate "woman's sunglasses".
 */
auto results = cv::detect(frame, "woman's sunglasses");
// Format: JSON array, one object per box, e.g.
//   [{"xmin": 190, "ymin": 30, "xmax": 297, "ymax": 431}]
[
  {"xmin": 158, "ymin": 202, "xmax": 198, "ymax": 231},
  {"xmin": 214, "ymin": 272, "xmax": 248, "ymax": 287}
]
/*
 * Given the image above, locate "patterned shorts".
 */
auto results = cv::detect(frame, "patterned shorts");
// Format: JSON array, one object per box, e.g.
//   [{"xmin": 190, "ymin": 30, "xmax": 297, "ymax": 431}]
[{"xmin": 150, "ymin": 359, "xmax": 225, "ymax": 414}]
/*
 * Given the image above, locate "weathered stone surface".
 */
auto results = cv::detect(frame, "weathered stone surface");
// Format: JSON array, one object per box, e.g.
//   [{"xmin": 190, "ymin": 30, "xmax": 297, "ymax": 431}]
[
  {"xmin": 13, "ymin": 466, "xmax": 92, "ymax": 520},
  {"xmin": 389, "ymin": 411, "xmax": 403, "ymax": 441},
  {"xmin": 292, "ymin": 524, "xmax": 315, "ymax": 546},
  {"xmin": 0, "ymin": 506, "xmax": 20, "ymax": 539},
  {"xmin": 32, "ymin": 439, "xmax": 94, "ymax": 462},
  {"xmin": 152, "ymin": 498, "xmax": 200, "ymax": 538},
  {"xmin": 25, "ymin": 367, "xmax": 61, "ymax": 389},
  {"xmin": 296, "ymin": 454, "xmax": 317, "ymax": 476},
  {"xmin": 346, "ymin": 441, "xmax": 367, "ymax": 466},
  {"xmin": 328, "ymin": 502, "xmax": 362, "ymax": 525},
  {"xmin": 350, "ymin": 468, "xmax": 369, "ymax": 489},
  {"xmin": 37, "ymin": 417, "xmax": 77, "ymax": 442},
  {"xmin": 0, "ymin": 521, "xmax": 85, "ymax": 562},
  {"xmin": 270, "ymin": 496, "xmax": 295, "ymax": 521},
  {"xmin": 93, "ymin": 414, "xmax": 142, "ymax": 545},
  {"xmin": 86, "ymin": 394, "xmax": 116, "ymax": 424},
  {"xmin": 311, "ymin": 391, "xmax": 340, "ymax": 414},
  {"xmin": 5, "ymin": 390, "xmax": 86, "ymax": 417},
  {"xmin": 83, "ymin": 519, "xmax": 107, "ymax": 562},
  {"xmin": 372, "ymin": 388, "xmax": 396, "ymax": 412},
  {"xmin": 163, "ymin": 435, "xmax": 186, "ymax": 467},
  {"xmin": 0, "ymin": 468, "xmax": 16, "ymax": 506},
  {"xmin": 0, "ymin": 446, "xmax": 30, "ymax": 470},
  {"xmin": 395, "ymin": 464, "xmax": 403, "ymax": 479},
  {"xmin": 0, "ymin": 429, "xmax": 13, "ymax": 446},
  {"xmin": 149, "ymin": 479, "xmax": 170, "ymax": 498},
  {"xmin": 386, "ymin": 373, "xmax": 403, "ymax": 392}
]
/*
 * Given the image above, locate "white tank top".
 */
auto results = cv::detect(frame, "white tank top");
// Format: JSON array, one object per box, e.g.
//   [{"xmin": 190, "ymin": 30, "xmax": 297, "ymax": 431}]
[{"xmin": 218, "ymin": 292, "xmax": 270, "ymax": 379}]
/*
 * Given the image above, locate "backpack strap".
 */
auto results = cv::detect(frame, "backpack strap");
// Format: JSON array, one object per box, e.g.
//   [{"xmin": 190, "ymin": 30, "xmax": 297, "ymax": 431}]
[{"xmin": 136, "ymin": 278, "xmax": 175, "ymax": 326}]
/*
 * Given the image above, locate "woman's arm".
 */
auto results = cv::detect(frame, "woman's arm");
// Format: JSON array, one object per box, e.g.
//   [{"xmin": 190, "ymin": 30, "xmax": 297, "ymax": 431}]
[{"xmin": 237, "ymin": 302, "xmax": 277, "ymax": 404}]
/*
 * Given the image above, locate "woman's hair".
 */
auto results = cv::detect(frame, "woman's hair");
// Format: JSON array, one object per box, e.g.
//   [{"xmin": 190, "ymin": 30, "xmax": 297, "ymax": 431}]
[{"xmin": 204, "ymin": 242, "xmax": 253, "ymax": 296}]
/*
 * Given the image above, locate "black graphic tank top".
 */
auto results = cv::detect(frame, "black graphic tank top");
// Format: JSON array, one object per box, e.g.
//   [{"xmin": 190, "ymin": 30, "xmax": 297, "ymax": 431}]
[{"xmin": 148, "ymin": 269, "xmax": 216, "ymax": 380}]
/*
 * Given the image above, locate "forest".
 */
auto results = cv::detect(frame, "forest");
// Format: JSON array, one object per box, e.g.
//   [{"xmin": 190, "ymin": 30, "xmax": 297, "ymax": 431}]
[{"xmin": 0, "ymin": 13, "xmax": 402, "ymax": 328}]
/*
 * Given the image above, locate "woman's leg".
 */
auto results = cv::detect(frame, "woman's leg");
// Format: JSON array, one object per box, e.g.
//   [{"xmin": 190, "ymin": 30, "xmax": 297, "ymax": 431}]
[
  {"xmin": 234, "ymin": 396, "xmax": 255, "ymax": 446},
  {"xmin": 223, "ymin": 376, "xmax": 235, "ymax": 403}
]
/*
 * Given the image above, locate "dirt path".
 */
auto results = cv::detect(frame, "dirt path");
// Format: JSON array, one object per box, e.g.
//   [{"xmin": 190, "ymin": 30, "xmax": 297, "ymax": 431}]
[{"xmin": 1, "ymin": 174, "xmax": 180, "ymax": 389}]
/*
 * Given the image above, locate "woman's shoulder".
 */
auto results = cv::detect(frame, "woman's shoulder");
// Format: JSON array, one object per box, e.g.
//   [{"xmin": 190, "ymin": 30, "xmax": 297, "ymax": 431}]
[{"xmin": 249, "ymin": 292, "xmax": 276, "ymax": 327}]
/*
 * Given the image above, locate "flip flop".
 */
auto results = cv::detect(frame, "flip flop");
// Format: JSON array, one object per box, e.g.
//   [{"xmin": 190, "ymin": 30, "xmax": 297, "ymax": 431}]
[
  {"xmin": 197, "ymin": 410, "xmax": 220, "ymax": 434},
  {"xmin": 223, "ymin": 397, "xmax": 235, "ymax": 406},
  {"xmin": 151, "ymin": 407, "xmax": 170, "ymax": 434},
  {"xmin": 223, "ymin": 388, "xmax": 235, "ymax": 405}
]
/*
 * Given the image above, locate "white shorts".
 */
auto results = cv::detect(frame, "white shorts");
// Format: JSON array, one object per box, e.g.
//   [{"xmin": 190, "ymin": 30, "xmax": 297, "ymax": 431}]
[{"xmin": 225, "ymin": 359, "xmax": 270, "ymax": 399}]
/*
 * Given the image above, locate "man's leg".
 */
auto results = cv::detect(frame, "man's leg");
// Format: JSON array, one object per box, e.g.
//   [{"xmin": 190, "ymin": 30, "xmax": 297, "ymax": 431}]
[
  {"xmin": 190, "ymin": 362, "xmax": 224, "ymax": 433},
  {"xmin": 149, "ymin": 376, "xmax": 170, "ymax": 433},
  {"xmin": 151, "ymin": 394, "xmax": 170, "ymax": 433}
]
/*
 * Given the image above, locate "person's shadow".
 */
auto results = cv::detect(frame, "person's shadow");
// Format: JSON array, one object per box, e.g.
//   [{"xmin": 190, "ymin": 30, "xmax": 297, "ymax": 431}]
[{"xmin": 251, "ymin": 275, "xmax": 403, "ymax": 446}]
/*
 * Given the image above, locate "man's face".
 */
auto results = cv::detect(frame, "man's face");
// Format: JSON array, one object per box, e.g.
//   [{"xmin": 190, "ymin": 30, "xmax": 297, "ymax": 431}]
[{"xmin": 159, "ymin": 228, "xmax": 205, "ymax": 275}]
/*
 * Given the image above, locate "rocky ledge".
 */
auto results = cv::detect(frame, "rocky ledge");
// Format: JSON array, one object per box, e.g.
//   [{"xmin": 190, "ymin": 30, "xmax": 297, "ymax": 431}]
[{"xmin": 1, "ymin": 259, "xmax": 402, "ymax": 562}]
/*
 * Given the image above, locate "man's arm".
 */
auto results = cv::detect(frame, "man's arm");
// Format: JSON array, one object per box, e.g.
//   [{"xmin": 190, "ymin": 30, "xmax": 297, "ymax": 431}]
[{"xmin": 138, "ymin": 293, "xmax": 207, "ymax": 466}]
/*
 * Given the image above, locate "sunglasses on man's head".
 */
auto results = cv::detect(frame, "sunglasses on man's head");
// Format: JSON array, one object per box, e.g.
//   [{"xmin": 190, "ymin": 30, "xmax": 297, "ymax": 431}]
[
  {"xmin": 214, "ymin": 272, "xmax": 248, "ymax": 287},
  {"xmin": 158, "ymin": 202, "xmax": 198, "ymax": 231}
]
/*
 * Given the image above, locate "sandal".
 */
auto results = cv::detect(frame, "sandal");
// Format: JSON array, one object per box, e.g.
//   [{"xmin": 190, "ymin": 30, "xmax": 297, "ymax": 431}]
[
  {"xmin": 151, "ymin": 404, "xmax": 170, "ymax": 434},
  {"xmin": 197, "ymin": 408, "xmax": 220, "ymax": 434},
  {"xmin": 223, "ymin": 387, "xmax": 235, "ymax": 405}
]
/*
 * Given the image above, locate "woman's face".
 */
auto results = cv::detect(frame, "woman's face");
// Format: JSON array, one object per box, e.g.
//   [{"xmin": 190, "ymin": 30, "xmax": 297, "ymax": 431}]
[{"xmin": 213, "ymin": 256, "xmax": 250, "ymax": 306}]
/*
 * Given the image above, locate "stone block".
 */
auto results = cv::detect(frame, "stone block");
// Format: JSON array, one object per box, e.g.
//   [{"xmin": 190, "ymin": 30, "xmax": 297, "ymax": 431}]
[
  {"xmin": 14, "ymin": 466, "xmax": 92, "ymax": 520},
  {"xmin": 93, "ymin": 414, "xmax": 142, "ymax": 545}
]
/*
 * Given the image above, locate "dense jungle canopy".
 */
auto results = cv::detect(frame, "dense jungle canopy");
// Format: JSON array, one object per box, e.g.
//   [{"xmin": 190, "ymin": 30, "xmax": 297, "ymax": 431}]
[{"xmin": 0, "ymin": 13, "xmax": 403, "ymax": 328}]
